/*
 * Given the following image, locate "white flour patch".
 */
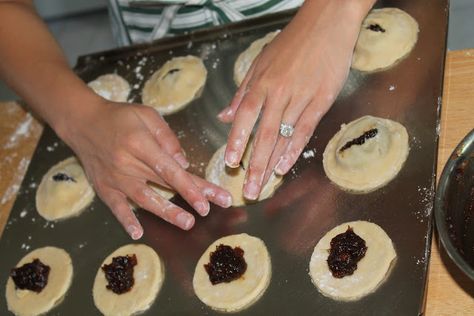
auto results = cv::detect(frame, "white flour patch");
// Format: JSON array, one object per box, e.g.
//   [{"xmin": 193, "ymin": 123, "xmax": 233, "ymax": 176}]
[
  {"xmin": 4, "ymin": 113, "xmax": 33, "ymax": 149},
  {"xmin": 20, "ymin": 210, "xmax": 28, "ymax": 218},
  {"xmin": 302, "ymin": 149, "xmax": 315, "ymax": 159},
  {"xmin": 389, "ymin": 85, "xmax": 396, "ymax": 91},
  {"xmin": 1, "ymin": 157, "xmax": 30, "ymax": 205}
]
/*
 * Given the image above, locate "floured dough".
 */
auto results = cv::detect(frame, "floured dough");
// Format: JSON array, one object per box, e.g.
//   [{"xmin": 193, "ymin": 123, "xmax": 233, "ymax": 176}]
[
  {"xmin": 205, "ymin": 144, "xmax": 283, "ymax": 206},
  {"xmin": 142, "ymin": 55, "xmax": 207, "ymax": 115},
  {"xmin": 193, "ymin": 233, "xmax": 271, "ymax": 312},
  {"xmin": 6, "ymin": 247, "xmax": 73, "ymax": 316},
  {"xmin": 234, "ymin": 30, "xmax": 280, "ymax": 86},
  {"xmin": 352, "ymin": 8, "xmax": 419, "ymax": 72},
  {"xmin": 88, "ymin": 73, "xmax": 130, "ymax": 102},
  {"xmin": 149, "ymin": 182, "xmax": 175, "ymax": 200},
  {"xmin": 93, "ymin": 244, "xmax": 164, "ymax": 316},
  {"xmin": 323, "ymin": 115, "xmax": 409, "ymax": 193},
  {"xmin": 36, "ymin": 157, "xmax": 95, "ymax": 221},
  {"xmin": 309, "ymin": 221, "xmax": 396, "ymax": 301}
]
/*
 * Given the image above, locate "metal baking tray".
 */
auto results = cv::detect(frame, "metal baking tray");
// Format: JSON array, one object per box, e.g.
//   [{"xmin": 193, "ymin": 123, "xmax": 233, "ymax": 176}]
[{"xmin": 0, "ymin": 1, "xmax": 448, "ymax": 315}]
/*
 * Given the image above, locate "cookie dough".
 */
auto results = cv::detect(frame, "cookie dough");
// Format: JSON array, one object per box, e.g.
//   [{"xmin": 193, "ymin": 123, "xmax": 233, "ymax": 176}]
[
  {"xmin": 205, "ymin": 144, "xmax": 283, "ymax": 206},
  {"xmin": 142, "ymin": 55, "xmax": 207, "ymax": 115},
  {"xmin": 88, "ymin": 73, "xmax": 130, "ymax": 102},
  {"xmin": 6, "ymin": 247, "xmax": 73, "ymax": 316},
  {"xmin": 93, "ymin": 244, "xmax": 164, "ymax": 316},
  {"xmin": 36, "ymin": 157, "xmax": 95, "ymax": 221},
  {"xmin": 234, "ymin": 30, "xmax": 280, "ymax": 86},
  {"xmin": 309, "ymin": 221, "xmax": 396, "ymax": 301},
  {"xmin": 193, "ymin": 233, "xmax": 271, "ymax": 312},
  {"xmin": 352, "ymin": 8, "xmax": 419, "ymax": 72},
  {"xmin": 149, "ymin": 182, "xmax": 175, "ymax": 200},
  {"xmin": 322, "ymin": 115, "xmax": 409, "ymax": 193}
]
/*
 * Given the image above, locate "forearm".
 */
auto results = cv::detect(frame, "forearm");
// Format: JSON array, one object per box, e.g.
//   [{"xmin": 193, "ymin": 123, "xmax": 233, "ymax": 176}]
[{"xmin": 0, "ymin": 0, "xmax": 100, "ymax": 141}]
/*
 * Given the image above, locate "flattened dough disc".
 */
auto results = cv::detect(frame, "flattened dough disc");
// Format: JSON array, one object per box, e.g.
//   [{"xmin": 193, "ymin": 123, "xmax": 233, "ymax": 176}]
[{"xmin": 88, "ymin": 73, "xmax": 130, "ymax": 102}]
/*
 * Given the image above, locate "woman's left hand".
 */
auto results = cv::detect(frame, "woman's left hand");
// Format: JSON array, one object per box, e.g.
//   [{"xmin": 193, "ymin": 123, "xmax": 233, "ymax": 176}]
[{"xmin": 217, "ymin": 0, "xmax": 374, "ymax": 200}]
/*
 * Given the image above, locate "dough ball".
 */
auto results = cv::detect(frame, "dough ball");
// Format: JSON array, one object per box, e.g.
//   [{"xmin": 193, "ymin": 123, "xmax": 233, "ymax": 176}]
[
  {"xmin": 193, "ymin": 233, "xmax": 271, "ymax": 312},
  {"xmin": 36, "ymin": 157, "xmax": 95, "ymax": 221},
  {"xmin": 142, "ymin": 55, "xmax": 207, "ymax": 115},
  {"xmin": 93, "ymin": 244, "xmax": 164, "ymax": 316},
  {"xmin": 88, "ymin": 74, "xmax": 130, "ymax": 102},
  {"xmin": 352, "ymin": 8, "xmax": 419, "ymax": 72},
  {"xmin": 309, "ymin": 221, "xmax": 396, "ymax": 301},
  {"xmin": 322, "ymin": 115, "xmax": 409, "ymax": 193},
  {"xmin": 6, "ymin": 247, "xmax": 73, "ymax": 316},
  {"xmin": 234, "ymin": 30, "xmax": 280, "ymax": 86},
  {"xmin": 205, "ymin": 144, "xmax": 283, "ymax": 206}
]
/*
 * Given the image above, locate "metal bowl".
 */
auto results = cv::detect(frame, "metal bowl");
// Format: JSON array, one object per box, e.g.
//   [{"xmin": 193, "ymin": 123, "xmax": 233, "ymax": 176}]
[{"xmin": 435, "ymin": 128, "xmax": 474, "ymax": 280}]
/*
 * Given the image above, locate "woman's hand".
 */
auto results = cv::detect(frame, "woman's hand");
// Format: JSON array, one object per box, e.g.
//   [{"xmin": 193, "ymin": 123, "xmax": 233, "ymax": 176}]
[
  {"xmin": 217, "ymin": 0, "xmax": 375, "ymax": 200},
  {"xmin": 62, "ymin": 99, "xmax": 232, "ymax": 239}
]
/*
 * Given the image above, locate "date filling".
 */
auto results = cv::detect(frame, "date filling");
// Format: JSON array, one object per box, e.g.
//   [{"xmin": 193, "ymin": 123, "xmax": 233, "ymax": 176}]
[
  {"xmin": 327, "ymin": 227, "xmax": 367, "ymax": 278},
  {"xmin": 52, "ymin": 172, "xmax": 76, "ymax": 182},
  {"xmin": 102, "ymin": 254, "xmax": 137, "ymax": 294},
  {"xmin": 10, "ymin": 258, "xmax": 51, "ymax": 293},
  {"xmin": 339, "ymin": 128, "xmax": 378, "ymax": 153},
  {"xmin": 204, "ymin": 244, "xmax": 247, "ymax": 285},
  {"xmin": 367, "ymin": 24, "xmax": 386, "ymax": 33}
]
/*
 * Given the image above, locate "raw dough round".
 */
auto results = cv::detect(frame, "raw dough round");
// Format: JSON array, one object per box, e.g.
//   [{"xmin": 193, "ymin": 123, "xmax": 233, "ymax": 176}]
[
  {"xmin": 149, "ymin": 182, "xmax": 175, "ymax": 200},
  {"xmin": 88, "ymin": 73, "xmax": 130, "ymax": 102},
  {"xmin": 142, "ymin": 55, "xmax": 207, "ymax": 115},
  {"xmin": 352, "ymin": 8, "xmax": 419, "ymax": 72},
  {"xmin": 6, "ymin": 247, "xmax": 73, "ymax": 316},
  {"xmin": 193, "ymin": 233, "xmax": 271, "ymax": 312},
  {"xmin": 93, "ymin": 244, "xmax": 164, "ymax": 316},
  {"xmin": 234, "ymin": 30, "xmax": 280, "ymax": 86},
  {"xmin": 205, "ymin": 145, "xmax": 283, "ymax": 206},
  {"xmin": 309, "ymin": 221, "xmax": 396, "ymax": 301},
  {"xmin": 36, "ymin": 157, "xmax": 95, "ymax": 221},
  {"xmin": 322, "ymin": 115, "xmax": 409, "ymax": 193}
]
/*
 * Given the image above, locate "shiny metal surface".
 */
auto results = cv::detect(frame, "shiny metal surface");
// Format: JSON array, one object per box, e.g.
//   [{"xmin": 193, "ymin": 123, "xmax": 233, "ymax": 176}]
[
  {"xmin": 435, "ymin": 129, "xmax": 474, "ymax": 280},
  {"xmin": 0, "ymin": 1, "xmax": 448, "ymax": 315}
]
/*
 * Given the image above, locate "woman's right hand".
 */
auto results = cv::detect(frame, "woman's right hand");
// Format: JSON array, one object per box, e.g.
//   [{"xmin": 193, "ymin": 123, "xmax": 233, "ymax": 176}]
[{"xmin": 60, "ymin": 98, "xmax": 232, "ymax": 240}]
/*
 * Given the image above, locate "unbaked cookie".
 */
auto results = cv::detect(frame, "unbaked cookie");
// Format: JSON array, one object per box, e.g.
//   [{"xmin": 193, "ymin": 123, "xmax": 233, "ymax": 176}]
[
  {"xmin": 36, "ymin": 157, "xmax": 95, "ymax": 221},
  {"xmin": 142, "ymin": 55, "xmax": 207, "ymax": 115},
  {"xmin": 193, "ymin": 233, "xmax": 271, "ymax": 312},
  {"xmin": 205, "ymin": 144, "xmax": 283, "ymax": 206},
  {"xmin": 149, "ymin": 182, "xmax": 175, "ymax": 200},
  {"xmin": 352, "ymin": 8, "xmax": 419, "ymax": 72},
  {"xmin": 6, "ymin": 247, "xmax": 73, "ymax": 316},
  {"xmin": 234, "ymin": 30, "xmax": 280, "ymax": 86},
  {"xmin": 88, "ymin": 73, "xmax": 130, "ymax": 102},
  {"xmin": 93, "ymin": 244, "xmax": 164, "ymax": 316},
  {"xmin": 309, "ymin": 221, "xmax": 396, "ymax": 301},
  {"xmin": 322, "ymin": 115, "xmax": 409, "ymax": 193}
]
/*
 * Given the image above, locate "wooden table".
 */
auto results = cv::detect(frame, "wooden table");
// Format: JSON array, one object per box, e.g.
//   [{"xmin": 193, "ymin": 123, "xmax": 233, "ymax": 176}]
[{"xmin": 1, "ymin": 49, "xmax": 473, "ymax": 314}]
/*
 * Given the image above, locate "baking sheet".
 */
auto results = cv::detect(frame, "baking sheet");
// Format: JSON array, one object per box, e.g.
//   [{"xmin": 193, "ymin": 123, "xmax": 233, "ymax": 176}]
[{"xmin": 0, "ymin": 1, "xmax": 448, "ymax": 315}]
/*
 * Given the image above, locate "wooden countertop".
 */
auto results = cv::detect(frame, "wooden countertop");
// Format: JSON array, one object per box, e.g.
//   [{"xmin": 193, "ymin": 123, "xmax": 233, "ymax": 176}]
[{"xmin": 0, "ymin": 49, "xmax": 473, "ymax": 314}]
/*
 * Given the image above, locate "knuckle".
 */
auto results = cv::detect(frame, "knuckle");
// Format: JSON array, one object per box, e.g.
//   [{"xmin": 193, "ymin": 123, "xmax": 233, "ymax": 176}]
[{"xmin": 110, "ymin": 151, "xmax": 128, "ymax": 168}]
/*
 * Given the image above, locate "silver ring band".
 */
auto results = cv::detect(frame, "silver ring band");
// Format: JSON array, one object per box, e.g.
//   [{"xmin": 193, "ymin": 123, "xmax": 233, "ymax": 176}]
[{"xmin": 279, "ymin": 123, "xmax": 295, "ymax": 138}]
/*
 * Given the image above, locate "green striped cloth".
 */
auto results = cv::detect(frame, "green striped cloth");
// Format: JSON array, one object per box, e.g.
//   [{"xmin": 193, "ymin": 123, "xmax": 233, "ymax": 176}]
[{"xmin": 108, "ymin": 0, "xmax": 303, "ymax": 45}]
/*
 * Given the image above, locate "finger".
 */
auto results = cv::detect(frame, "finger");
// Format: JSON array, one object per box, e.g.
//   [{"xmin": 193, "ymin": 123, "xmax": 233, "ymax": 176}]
[
  {"xmin": 124, "ymin": 180, "xmax": 195, "ymax": 230},
  {"xmin": 190, "ymin": 174, "xmax": 233, "ymax": 208},
  {"xmin": 224, "ymin": 88, "xmax": 265, "ymax": 168},
  {"xmin": 102, "ymin": 188, "xmax": 144, "ymax": 240},
  {"xmin": 262, "ymin": 136, "xmax": 289, "ymax": 186},
  {"xmin": 134, "ymin": 106, "xmax": 189, "ymax": 169},
  {"xmin": 243, "ymin": 94, "xmax": 288, "ymax": 200}
]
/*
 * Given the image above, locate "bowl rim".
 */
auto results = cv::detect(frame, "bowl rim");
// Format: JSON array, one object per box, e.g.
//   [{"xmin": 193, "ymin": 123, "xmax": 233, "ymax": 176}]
[{"xmin": 435, "ymin": 128, "xmax": 474, "ymax": 280}]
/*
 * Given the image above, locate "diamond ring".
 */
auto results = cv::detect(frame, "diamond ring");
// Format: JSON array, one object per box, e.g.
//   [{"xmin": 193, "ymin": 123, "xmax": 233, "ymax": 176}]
[{"xmin": 279, "ymin": 123, "xmax": 295, "ymax": 138}]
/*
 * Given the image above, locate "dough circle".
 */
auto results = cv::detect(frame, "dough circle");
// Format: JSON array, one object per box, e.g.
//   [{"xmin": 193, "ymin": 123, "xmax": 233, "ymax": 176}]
[
  {"xmin": 193, "ymin": 233, "xmax": 271, "ymax": 313},
  {"xmin": 149, "ymin": 182, "xmax": 175, "ymax": 200},
  {"xmin": 233, "ymin": 30, "xmax": 280, "ymax": 86},
  {"xmin": 309, "ymin": 221, "xmax": 396, "ymax": 301},
  {"xmin": 142, "ymin": 55, "xmax": 207, "ymax": 115},
  {"xmin": 93, "ymin": 244, "xmax": 164, "ymax": 316},
  {"xmin": 36, "ymin": 157, "xmax": 95, "ymax": 221},
  {"xmin": 88, "ymin": 73, "xmax": 130, "ymax": 102},
  {"xmin": 322, "ymin": 115, "xmax": 409, "ymax": 193},
  {"xmin": 205, "ymin": 145, "xmax": 283, "ymax": 206},
  {"xmin": 352, "ymin": 8, "xmax": 419, "ymax": 72},
  {"xmin": 6, "ymin": 247, "xmax": 73, "ymax": 316}
]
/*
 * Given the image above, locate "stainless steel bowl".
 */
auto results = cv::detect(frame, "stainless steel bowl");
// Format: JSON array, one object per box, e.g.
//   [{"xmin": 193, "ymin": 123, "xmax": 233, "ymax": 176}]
[{"xmin": 435, "ymin": 128, "xmax": 474, "ymax": 280}]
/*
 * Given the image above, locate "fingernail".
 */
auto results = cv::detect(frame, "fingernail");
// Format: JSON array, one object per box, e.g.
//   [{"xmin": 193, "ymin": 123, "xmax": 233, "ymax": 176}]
[
  {"xmin": 217, "ymin": 107, "xmax": 232, "ymax": 118},
  {"xmin": 216, "ymin": 192, "xmax": 232, "ymax": 208},
  {"xmin": 127, "ymin": 225, "xmax": 143, "ymax": 240},
  {"xmin": 244, "ymin": 181, "xmax": 260, "ymax": 200},
  {"xmin": 173, "ymin": 152, "xmax": 190, "ymax": 169},
  {"xmin": 274, "ymin": 156, "xmax": 290, "ymax": 175},
  {"xmin": 194, "ymin": 201, "xmax": 210, "ymax": 216},
  {"xmin": 225, "ymin": 151, "xmax": 239, "ymax": 168},
  {"xmin": 177, "ymin": 213, "xmax": 195, "ymax": 230}
]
